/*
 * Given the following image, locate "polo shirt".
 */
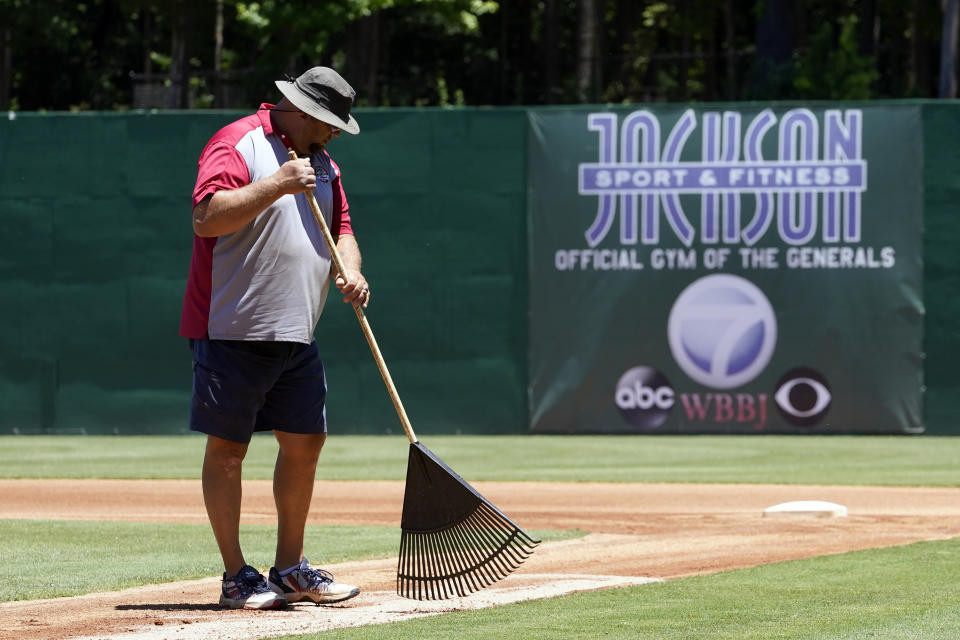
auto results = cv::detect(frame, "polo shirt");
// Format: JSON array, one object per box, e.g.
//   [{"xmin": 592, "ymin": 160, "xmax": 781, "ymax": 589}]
[{"xmin": 180, "ymin": 104, "xmax": 353, "ymax": 343}]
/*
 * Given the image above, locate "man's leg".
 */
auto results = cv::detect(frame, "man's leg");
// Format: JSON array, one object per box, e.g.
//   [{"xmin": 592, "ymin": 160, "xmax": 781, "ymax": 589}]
[
  {"xmin": 202, "ymin": 434, "xmax": 249, "ymax": 576},
  {"xmin": 273, "ymin": 430, "xmax": 326, "ymax": 570}
]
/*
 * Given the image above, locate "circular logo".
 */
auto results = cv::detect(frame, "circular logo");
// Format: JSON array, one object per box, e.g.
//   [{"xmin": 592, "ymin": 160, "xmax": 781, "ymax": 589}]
[
  {"xmin": 615, "ymin": 367, "xmax": 675, "ymax": 429},
  {"xmin": 774, "ymin": 367, "xmax": 832, "ymax": 426},
  {"xmin": 667, "ymin": 274, "xmax": 777, "ymax": 389}
]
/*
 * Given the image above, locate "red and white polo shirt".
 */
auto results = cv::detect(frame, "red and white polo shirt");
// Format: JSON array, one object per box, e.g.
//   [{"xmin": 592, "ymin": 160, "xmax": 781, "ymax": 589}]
[{"xmin": 180, "ymin": 104, "xmax": 353, "ymax": 343}]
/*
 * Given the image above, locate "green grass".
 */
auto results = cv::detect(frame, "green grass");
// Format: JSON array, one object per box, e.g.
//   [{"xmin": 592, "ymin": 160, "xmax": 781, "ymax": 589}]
[
  {"xmin": 4, "ymin": 435, "xmax": 959, "ymax": 637},
  {"xmin": 1, "ymin": 434, "xmax": 959, "ymax": 485},
  {"xmin": 268, "ymin": 538, "xmax": 960, "ymax": 640},
  {"xmin": 0, "ymin": 519, "xmax": 579, "ymax": 601}
]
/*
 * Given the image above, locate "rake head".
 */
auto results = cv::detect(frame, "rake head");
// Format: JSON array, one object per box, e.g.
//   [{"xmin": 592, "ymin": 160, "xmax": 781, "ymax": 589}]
[{"xmin": 397, "ymin": 442, "xmax": 540, "ymax": 600}]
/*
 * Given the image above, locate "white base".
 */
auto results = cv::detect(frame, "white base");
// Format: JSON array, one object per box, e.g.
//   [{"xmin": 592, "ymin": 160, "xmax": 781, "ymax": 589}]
[{"xmin": 763, "ymin": 500, "xmax": 848, "ymax": 518}]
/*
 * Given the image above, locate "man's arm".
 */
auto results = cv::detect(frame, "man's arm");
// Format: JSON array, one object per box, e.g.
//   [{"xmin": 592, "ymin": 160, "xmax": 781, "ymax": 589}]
[
  {"xmin": 333, "ymin": 234, "xmax": 370, "ymax": 308},
  {"xmin": 192, "ymin": 158, "xmax": 317, "ymax": 237}
]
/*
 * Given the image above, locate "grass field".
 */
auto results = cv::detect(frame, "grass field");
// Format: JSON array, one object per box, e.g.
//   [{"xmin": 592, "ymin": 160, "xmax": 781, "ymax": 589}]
[
  {"xmin": 266, "ymin": 538, "xmax": 960, "ymax": 640},
  {"xmin": 2, "ymin": 434, "xmax": 959, "ymax": 485},
  {"xmin": 1, "ymin": 520, "xmax": 579, "ymax": 601},
  {"xmin": 3, "ymin": 434, "xmax": 959, "ymax": 638}
]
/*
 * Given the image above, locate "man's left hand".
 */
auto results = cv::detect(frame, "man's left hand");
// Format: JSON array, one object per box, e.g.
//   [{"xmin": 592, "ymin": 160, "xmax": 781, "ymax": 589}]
[{"xmin": 335, "ymin": 269, "xmax": 370, "ymax": 308}]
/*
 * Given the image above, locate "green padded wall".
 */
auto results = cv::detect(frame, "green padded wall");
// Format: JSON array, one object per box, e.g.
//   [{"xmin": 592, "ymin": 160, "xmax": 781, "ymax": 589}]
[
  {"xmin": 2, "ymin": 103, "xmax": 959, "ymax": 435},
  {"xmin": 921, "ymin": 103, "xmax": 960, "ymax": 434},
  {"xmin": 0, "ymin": 108, "xmax": 529, "ymax": 434}
]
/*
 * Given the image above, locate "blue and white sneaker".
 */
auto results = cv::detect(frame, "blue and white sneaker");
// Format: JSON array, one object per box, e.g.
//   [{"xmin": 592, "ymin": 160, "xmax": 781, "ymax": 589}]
[
  {"xmin": 220, "ymin": 565, "xmax": 287, "ymax": 610},
  {"xmin": 269, "ymin": 558, "xmax": 360, "ymax": 604}
]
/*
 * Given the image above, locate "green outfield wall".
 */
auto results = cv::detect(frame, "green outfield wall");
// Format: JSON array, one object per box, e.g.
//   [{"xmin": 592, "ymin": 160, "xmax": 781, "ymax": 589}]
[
  {"xmin": 0, "ymin": 108, "xmax": 529, "ymax": 435},
  {"xmin": 921, "ymin": 104, "xmax": 960, "ymax": 435},
  {"xmin": 0, "ymin": 102, "xmax": 957, "ymax": 435}
]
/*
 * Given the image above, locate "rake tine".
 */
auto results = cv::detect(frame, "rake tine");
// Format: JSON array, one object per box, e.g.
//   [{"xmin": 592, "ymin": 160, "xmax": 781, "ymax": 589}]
[
  {"xmin": 448, "ymin": 521, "xmax": 484, "ymax": 594},
  {"xmin": 413, "ymin": 533, "xmax": 424, "ymax": 600},
  {"xmin": 419, "ymin": 532, "xmax": 432, "ymax": 600},
  {"xmin": 440, "ymin": 532, "xmax": 462, "ymax": 598},
  {"xmin": 409, "ymin": 533, "xmax": 419, "ymax": 600},
  {"xmin": 428, "ymin": 530, "xmax": 448, "ymax": 599},
  {"xmin": 476, "ymin": 507, "xmax": 519, "ymax": 567},
  {"xmin": 399, "ymin": 532, "xmax": 411, "ymax": 599},
  {"xmin": 439, "ymin": 526, "xmax": 468, "ymax": 597},
  {"xmin": 472, "ymin": 508, "xmax": 514, "ymax": 578},
  {"xmin": 402, "ymin": 532, "xmax": 412, "ymax": 600},
  {"xmin": 438, "ymin": 523, "xmax": 471, "ymax": 596},
  {"xmin": 457, "ymin": 512, "xmax": 498, "ymax": 586},
  {"xmin": 446, "ymin": 532, "xmax": 468, "ymax": 598},
  {"xmin": 397, "ymin": 534, "xmax": 404, "ymax": 596},
  {"xmin": 487, "ymin": 506, "xmax": 536, "ymax": 562},
  {"xmin": 440, "ymin": 528, "xmax": 463, "ymax": 597},
  {"xmin": 427, "ymin": 530, "xmax": 446, "ymax": 600},
  {"xmin": 453, "ymin": 523, "xmax": 484, "ymax": 595}
]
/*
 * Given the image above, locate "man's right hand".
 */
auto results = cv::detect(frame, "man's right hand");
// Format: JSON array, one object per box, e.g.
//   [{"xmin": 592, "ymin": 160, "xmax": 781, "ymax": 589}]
[
  {"xmin": 193, "ymin": 157, "xmax": 318, "ymax": 237},
  {"xmin": 273, "ymin": 157, "xmax": 317, "ymax": 194}
]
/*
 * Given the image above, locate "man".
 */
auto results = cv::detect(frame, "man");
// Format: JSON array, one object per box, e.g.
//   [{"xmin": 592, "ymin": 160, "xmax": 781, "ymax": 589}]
[{"xmin": 180, "ymin": 67, "xmax": 368, "ymax": 610}]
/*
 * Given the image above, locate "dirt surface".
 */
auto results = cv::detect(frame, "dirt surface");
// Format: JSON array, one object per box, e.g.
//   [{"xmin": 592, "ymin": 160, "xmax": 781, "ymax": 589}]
[{"xmin": 3, "ymin": 480, "xmax": 960, "ymax": 639}]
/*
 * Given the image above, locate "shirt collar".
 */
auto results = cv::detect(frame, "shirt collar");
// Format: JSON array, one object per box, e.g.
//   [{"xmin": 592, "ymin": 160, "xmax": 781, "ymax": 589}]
[{"xmin": 258, "ymin": 103, "xmax": 277, "ymax": 136}]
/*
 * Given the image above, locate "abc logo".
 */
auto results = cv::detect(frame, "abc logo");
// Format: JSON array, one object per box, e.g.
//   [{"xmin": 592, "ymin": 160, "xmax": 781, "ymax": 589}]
[
  {"xmin": 774, "ymin": 367, "xmax": 832, "ymax": 427},
  {"xmin": 615, "ymin": 367, "xmax": 675, "ymax": 429}
]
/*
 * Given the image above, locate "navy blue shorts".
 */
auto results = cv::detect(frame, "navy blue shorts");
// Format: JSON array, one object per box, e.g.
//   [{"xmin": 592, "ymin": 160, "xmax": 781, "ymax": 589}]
[{"xmin": 189, "ymin": 338, "xmax": 327, "ymax": 443}]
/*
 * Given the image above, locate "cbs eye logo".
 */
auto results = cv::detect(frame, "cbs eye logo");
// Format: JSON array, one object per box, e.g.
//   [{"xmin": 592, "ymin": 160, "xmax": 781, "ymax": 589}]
[
  {"xmin": 615, "ymin": 367, "xmax": 675, "ymax": 429},
  {"xmin": 774, "ymin": 367, "xmax": 831, "ymax": 427}
]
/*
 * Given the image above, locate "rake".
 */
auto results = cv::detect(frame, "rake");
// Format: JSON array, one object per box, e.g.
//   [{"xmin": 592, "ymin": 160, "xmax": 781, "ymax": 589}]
[{"xmin": 288, "ymin": 150, "xmax": 539, "ymax": 600}]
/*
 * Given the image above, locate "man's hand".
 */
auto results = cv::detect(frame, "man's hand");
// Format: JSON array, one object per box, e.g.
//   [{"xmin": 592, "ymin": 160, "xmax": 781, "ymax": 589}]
[
  {"xmin": 193, "ymin": 158, "xmax": 318, "ymax": 237},
  {"xmin": 272, "ymin": 157, "xmax": 316, "ymax": 195},
  {"xmin": 334, "ymin": 268, "xmax": 370, "ymax": 308}
]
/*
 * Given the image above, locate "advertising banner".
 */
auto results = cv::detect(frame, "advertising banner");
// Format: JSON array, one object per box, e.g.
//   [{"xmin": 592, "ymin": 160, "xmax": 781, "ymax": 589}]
[{"xmin": 527, "ymin": 105, "xmax": 924, "ymax": 433}]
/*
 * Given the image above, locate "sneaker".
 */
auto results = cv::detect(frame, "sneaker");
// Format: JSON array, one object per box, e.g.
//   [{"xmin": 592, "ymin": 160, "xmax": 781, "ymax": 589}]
[
  {"xmin": 269, "ymin": 558, "xmax": 360, "ymax": 604},
  {"xmin": 220, "ymin": 565, "xmax": 287, "ymax": 610}
]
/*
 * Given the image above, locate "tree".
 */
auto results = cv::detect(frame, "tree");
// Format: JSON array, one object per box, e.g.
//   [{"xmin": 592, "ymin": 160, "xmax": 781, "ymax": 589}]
[
  {"xmin": 577, "ymin": 0, "xmax": 598, "ymax": 102},
  {"xmin": 1, "ymin": 0, "xmax": 958, "ymax": 110},
  {"xmin": 941, "ymin": 0, "xmax": 959, "ymax": 97}
]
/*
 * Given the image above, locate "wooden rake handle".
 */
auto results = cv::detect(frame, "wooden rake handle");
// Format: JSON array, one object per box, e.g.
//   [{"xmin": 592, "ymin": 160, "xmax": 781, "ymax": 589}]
[{"xmin": 287, "ymin": 148, "xmax": 418, "ymax": 444}]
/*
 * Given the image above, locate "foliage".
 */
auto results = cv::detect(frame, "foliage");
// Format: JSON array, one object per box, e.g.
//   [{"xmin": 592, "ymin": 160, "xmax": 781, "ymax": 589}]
[
  {"xmin": 0, "ymin": 0, "xmax": 948, "ymax": 110},
  {"xmin": 793, "ymin": 14, "xmax": 880, "ymax": 100}
]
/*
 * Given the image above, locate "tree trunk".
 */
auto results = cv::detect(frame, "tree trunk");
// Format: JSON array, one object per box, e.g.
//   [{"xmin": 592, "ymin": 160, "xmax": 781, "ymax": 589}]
[
  {"xmin": 543, "ymin": 0, "xmax": 558, "ymax": 102},
  {"xmin": 213, "ymin": 0, "xmax": 223, "ymax": 107},
  {"xmin": 143, "ymin": 8, "xmax": 152, "ymax": 75},
  {"xmin": 611, "ymin": 0, "xmax": 637, "ymax": 102},
  {"xmin": 678, "ymin": 0, "xmax": 690, "ymax": 101},
  {"xmin": 0, "ymin": 27, "xmax": 10, "ymax": 109},
  {"xmin": 342, "ymin": 13, "xmax": 381, "ymax": 106},
  {"xmin": 725, "ymin": 0, "xmax": 736, "ymax": 99},
  {"xmin": 516, "ymin": 1, "xmax": 533, "ymax": 103},
  {"xmin": 498, "ymin": 3, "xmax": 508, "ymax": 103},
  {"xmin": 367, "ymin": 13, "xmax": 381, "ymax": 106},
  {"xmin": 577, "ymin": 0, "xmax": 597, "ymax": 102},
  {"xmin": 859, "ymin": 0, "xmax": 877, "ymax": 57},
  {"xmin": 940, "ymin": 0, "xmax": 959, "ymax": 97},
  {"xmin": 170, "ymin": 0, "xmax": 190, "ymax": 108},
  {"xmin": 911, "ymin": 0, "xmax": 932, "ymax": 95},
  {"xmin": 705, "ymin": 3, "xmax": 718, "ymax": 100},
  {"xmin": 753, "ymin": 0, "xmax": 795, "ymax": 97}
]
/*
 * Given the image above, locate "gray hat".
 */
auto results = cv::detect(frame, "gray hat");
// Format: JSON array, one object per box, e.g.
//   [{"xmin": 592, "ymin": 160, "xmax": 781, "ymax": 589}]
[{"xmin": 275, "ymin": 67, "xmax": 360, "ymax": 135}]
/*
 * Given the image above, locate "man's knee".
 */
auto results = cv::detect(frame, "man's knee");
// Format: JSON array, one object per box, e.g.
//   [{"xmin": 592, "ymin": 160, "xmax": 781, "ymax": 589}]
[
  {"xmin": 275, "ymin": 432, "xmax": 326, "ymax": 464},
  {"xmin": 204, "ymin": 436, "xmax": 249, "ymax": 476}
]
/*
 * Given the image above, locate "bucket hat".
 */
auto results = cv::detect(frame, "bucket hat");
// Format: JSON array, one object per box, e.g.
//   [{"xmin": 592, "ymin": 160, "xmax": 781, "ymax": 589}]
[{"xmin": 275, "ymin": 67, "xmax": 359, "ymax": 135}]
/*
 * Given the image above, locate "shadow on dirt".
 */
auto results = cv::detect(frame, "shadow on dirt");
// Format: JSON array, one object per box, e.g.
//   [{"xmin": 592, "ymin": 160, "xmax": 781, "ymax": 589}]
[{"xmin": 115, "ymin": 603, "xmax": 222, "ymax": 611}]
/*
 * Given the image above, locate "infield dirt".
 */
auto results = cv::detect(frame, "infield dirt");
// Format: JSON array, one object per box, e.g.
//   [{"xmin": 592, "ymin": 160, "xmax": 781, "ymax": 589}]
[{"xmin": 3, "ymin": 480, "xmax": 960, "ymax": 639}]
